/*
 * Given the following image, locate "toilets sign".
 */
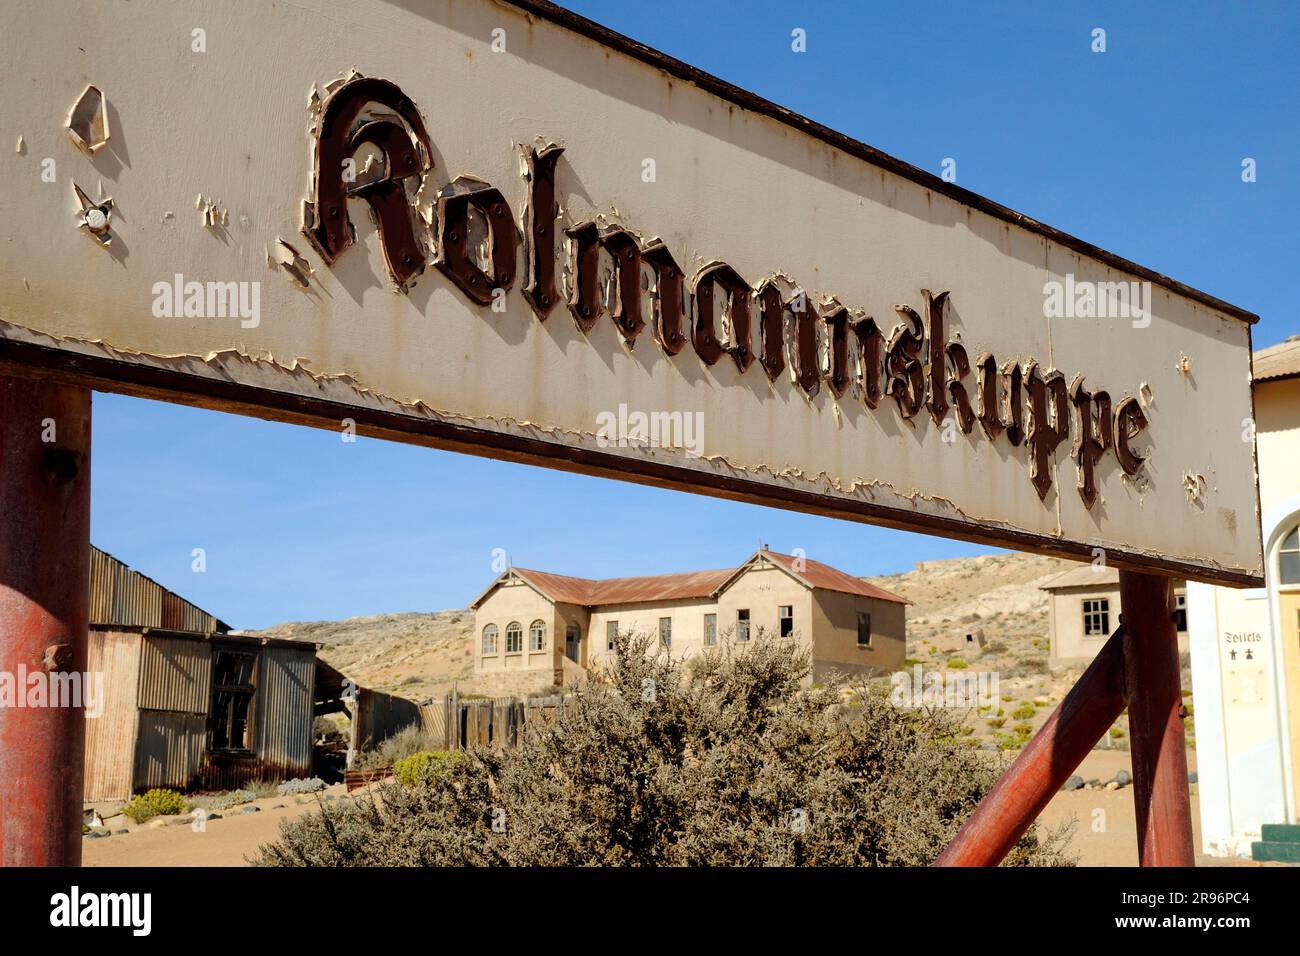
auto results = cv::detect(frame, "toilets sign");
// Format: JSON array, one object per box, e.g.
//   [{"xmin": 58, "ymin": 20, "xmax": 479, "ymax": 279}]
[{"xmin": 0, "ymin": 0, "xmax": 1263, "ymax": 587}]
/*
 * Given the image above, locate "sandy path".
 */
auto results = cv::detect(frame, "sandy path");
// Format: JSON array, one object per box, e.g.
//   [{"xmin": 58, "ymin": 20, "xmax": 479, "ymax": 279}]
[{"xmin": 81, "ymin": 783, "xmax": 355, "ymax": 867}]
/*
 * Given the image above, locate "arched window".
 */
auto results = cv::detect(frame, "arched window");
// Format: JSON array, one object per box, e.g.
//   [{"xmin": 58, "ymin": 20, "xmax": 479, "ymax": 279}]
[
  {"xmin": 1281, "ymin": 525, "xmax": 1300, "ymax": 585},
  {"xmin": 506, "ymin": 621, "xmax": 524, "ymax": 653},
  {"xmin": 529, "ymin": 619, "xmax": 547, "ymax": 651},
  {"xmin": 481, "ymin": 624, "xmax": 498, "ymax": 655}
]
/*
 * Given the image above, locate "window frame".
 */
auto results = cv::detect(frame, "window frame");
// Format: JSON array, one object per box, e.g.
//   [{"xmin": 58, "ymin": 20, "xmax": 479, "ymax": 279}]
[
  {"xmin": 703, "ymin": 613, "xmax": 717, "ymax": 646},
  {"xmin": 857, "ymin": 611, "xmax": 872, "ymax": 648},
  {"xmin": 505, "ymin": 621, "xmax": 524, "ymax": 654},
  {"xmin": 209, "ymin": 646, "xmax": 257, "ymax": 754},
  {"xmin": 1082, "ymin": 598, "xmax": 1110, "ymax": 637},
  {"xmin": 1281, "ymin": 525, "xmax": 1300, "ymax": 585},
  {"xmin": 606, "ymin": 620, "xmax": 619, "ymax": 651},
  {"xmin": 737, "ymin": 608, "xmax": 750, "ymax": 642},
  {"xmin": 658, "ymin": 616, "xmax": 672, "ymax": 648},
  {"xmin": 481, "ymin": 623, "xmax": 499, "ymax": 655},
  {"xmin": 529, "ymin": 619, "xmax": 547, "ymax": 652},
  {"xmin": 779, "ymin": 605, "xmax": 794, "ymax": 638}
]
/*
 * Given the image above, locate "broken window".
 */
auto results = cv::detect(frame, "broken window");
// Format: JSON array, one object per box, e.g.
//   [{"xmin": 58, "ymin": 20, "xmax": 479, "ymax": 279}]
[
  {"xmin": 857, "ymin": 612, "xmax": 872, "ymax": 647},
  {"xmin": 737, "ymin": 609, "xmax": 750, "ymax": 642},
  {"xmin": 482, "ymin": 623, "xmax": 498, "ymax": 655},
  {"xmin": 529, "ymin": 619, "xmax": 547, "ymax": 652},
  {"xmin": 1173, "ymin": 593, "xmax": 1188, "ymax": 634},
  {"xmin": 606, "ymin": 620, "xmax": 619, "ymax": 651},
  {"xmin": 703, "ymin": 613, "xmax": 717, "ymax": 646},
  {"xmin": 506, "ymin": 622, "xmax": 523, "ymax": 654},
  {"xmin": 659, "ymin": 617, "xmax": 672, "ymax": 648},
  {"xmin": 1083, "ymin": 599, "xmax": 1110, "ymax": 637},
  {"xmin": 209, "ymin": 648, "xmax": 256, "ymax": 753},
  {"xmin": 779, "ymin": 605, "xmax": 794, "ymax": 637}
]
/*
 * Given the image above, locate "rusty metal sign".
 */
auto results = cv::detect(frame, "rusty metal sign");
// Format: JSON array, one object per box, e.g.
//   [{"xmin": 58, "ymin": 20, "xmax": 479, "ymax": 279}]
[{"xmin": 0, "ymin": 0, "xmax": 1263, "ymax": 585}]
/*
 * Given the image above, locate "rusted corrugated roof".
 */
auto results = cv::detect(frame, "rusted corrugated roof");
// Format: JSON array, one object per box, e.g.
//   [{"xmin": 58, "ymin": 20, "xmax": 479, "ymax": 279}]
[
  {"xmin": 1253, "ymin": 338, "xmax": 1300, "ymax": 383},
  {"xmin": 762, "ymin": 550, "xmax": 910, "ymax": 604},
  {"xmin": 90, "ymin": 546, "xmax": 230, "ymax": 633},
  {"xmin": 499, "ymin": 550, "xmax": 909, "ymax": 608},
  {"xmin": 589, "ymin": 568, "xmax": 735, "ymax": 605}
]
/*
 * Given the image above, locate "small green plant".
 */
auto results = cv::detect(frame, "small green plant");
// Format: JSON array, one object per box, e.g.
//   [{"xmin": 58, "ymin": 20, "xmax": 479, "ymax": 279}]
[
  {"xmin": 1012, "ymin": 722, "xmax": 1034, "ymax": 738},
  {"xmin": 122, "ymin": 788, "xmax": 187, "ymax": 824},
  {"xmin": 1011, "ymin": 702, "xmax": 1036, "ymax": 720},
  {"xmin": 946, "ymin": 658, "xmax": 969, "ymax": 670},
  {"xmin": 1109, "ymin": 727, "xmax": 1126, "ymax": 739},
  {"xmin": 394, "ymin": 749, "xmax": 466, "ymax": 787},
  {"xmin": 986, "ymin": 716, "xmax": 1006, "ymax": 729}
]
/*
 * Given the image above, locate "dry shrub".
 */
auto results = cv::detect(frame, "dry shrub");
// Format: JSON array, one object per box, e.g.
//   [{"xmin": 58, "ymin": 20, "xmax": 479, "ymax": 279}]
[{"xmin": 256, "ymin": 633, "xmax": 1073, "ymax": 867}]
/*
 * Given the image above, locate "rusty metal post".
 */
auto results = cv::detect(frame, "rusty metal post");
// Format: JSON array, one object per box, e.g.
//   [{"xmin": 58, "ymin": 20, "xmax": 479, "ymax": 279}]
[
  {"xmin": 934, "ymin": 625, "xmax": 1128, "ymax": 866},
  {"xmin": 0, "ymin": 376, "xmax": 92, "ymax": 866},
  {"xmin": 1120, "ymin": 570, "xmax": 1195, "ymax": 867}
]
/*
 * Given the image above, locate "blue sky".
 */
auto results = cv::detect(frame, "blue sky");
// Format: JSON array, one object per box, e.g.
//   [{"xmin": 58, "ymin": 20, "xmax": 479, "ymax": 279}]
[{"xmin": 90, "ymin": 1, "xmax": 1298, "ymax": 629}]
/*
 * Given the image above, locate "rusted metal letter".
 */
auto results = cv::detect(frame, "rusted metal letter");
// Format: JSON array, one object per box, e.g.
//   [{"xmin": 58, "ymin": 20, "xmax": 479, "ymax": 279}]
[
  {"xmin": 564, "ymin": 220, "xmax": 602, "ymax": 332},
  {"xmin": 1114, "ymin": 396, "xmax": 1149, "ymax": 475},
  {"xmin": 643, "ymin": 240, "xmax": 687, "ymax": 355},
  {"xmin": 1025, "ymin": 362, "xmax": 1070, "ymax": 500},
  {"xmin": 852, "ymin": 314, "xmax": 885, "ymax": 409},
  {"xmin": 434, "ymin": 179, "xmax": 517, "ymax": 306},
  {"xmin": 791, "ymin": 291, "xmax": 821, "ymax": 397},
  {"xmin": 924, "ymin": 290, "xmax": 951, "ymax": 426},
  {"xmin": 822, "ymin": 303, "xmax": 851, "ymax": 399},
  {"xmin": 886, "ymin": 305, "xmax": 925, "ymax": 419},
  {"xmin": 976, "ymin": 352, "xmax": 1004, "ymax": 441},
  {"xmin": 1069, "ymin": 375, "xmax": 1112, "ymax": 509},
  {"xmin": 600, "ymin": 227, "xmax": 645, "ymax": 346},
  {"xmin": 755, "ymin": 279, "xmax": 787, "ymax": 382},
  {"xmin": 1002, "ymin": 360, "xmax": 1025, "ymax": 447},
  {"xmin": 521, "ymin": 144, "xmax": 563, "ymax": 320},
  {"xmin": 691, "ymin": 262, "xmax": 752, "ymax": 371},
  {"xmin": 946, "ymin": 342, "xmax": 976, "ymax": 433},
  {"xmin": 305, "ymin": 76, "xmax": 433, "ymax": 288}
]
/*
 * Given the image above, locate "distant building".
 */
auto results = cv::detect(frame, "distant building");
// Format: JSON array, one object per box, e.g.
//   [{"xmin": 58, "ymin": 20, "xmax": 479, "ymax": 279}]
[
  {"xmin": 1189, "ymin": 338, "xmax": 1300, "ymax": 859},
  {"xmin": 84, "ymin": 547, "xmax": 332, "ymax": 800},
  {"xmin": 470, "ymin": 549, "xmax": 909, "ymax": 697},
  {"xmin": 1040, "ymin": 565, "xmax": 1187, "ymax": 662}
]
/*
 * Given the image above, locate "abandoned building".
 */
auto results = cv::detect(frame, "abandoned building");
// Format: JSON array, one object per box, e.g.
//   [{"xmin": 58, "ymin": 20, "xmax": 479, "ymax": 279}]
[
  {"xmin": 84, "ymin": 546, "xmax": 345, "ymax": 800},
  {"xmin": 471, "ymin": 548, "xmax": 909, "ymax": 696},
  {"xmin": 1040, "ymin": 565, "xmax": 1188, "ymax": 662}
]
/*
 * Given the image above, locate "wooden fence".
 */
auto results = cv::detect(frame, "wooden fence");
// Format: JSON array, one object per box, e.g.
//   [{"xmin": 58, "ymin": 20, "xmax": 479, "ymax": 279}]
[{"xmin": 417, "ymin": 693, "xmax": 567, "ymax": 751}]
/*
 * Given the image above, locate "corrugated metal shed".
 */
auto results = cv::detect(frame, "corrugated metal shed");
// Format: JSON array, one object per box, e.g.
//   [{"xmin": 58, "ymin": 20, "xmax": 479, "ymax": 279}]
[
  {"xmin": 255, "ymin": 644, "xmax": 316, "ymax": 777},
  {"xmin": 134, "ymin": 711, "xmax": 207, "ymax": 791},
  {"xmin": 83, "ymin": 629, "xmax": 142, "ymax": 801},
  {"xmin": 90, "ymin": 546, "xmax": 230, "ymax": 633},
  {"xmin": 137, "ymin": 633, "xmax": 212, "ymax": 714}
]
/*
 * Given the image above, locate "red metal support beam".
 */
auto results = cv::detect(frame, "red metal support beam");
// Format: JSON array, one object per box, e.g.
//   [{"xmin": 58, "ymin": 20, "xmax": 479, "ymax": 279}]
[
  {"xmin": 1120, "ymin": 569, "xmax": 1195, "ymax": 867},
  {"xmin": 0, "ymin": 376, "xmax": 92, "ymax": 866},
  {"xmin": 937, "ymin": 567, "xmax": 1197, "ymax": 867},
  {"xmin": 934, "ymin": 624, "xmax": 1128, "ymax": 866}
]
